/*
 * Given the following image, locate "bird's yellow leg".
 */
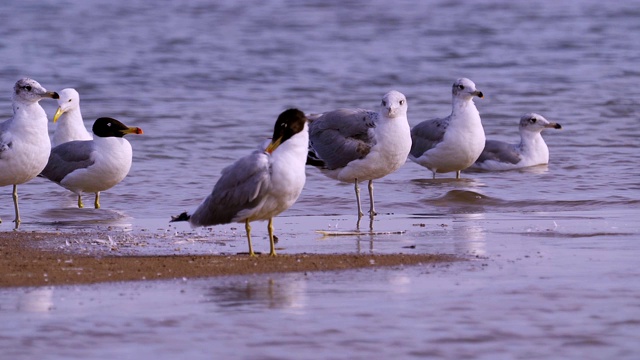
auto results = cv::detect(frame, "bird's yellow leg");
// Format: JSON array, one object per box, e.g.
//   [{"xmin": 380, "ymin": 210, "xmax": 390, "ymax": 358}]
[
  {"xmin": 94, "ymin": 192, "xmax": 100, "ymax": 209},
  {"xmin": 354, "ymin": 178, "xmax": 364, "ymax": 218},
  {"xmin": 12, "ymin": 184, "xmax": 21, "ymax": 225},
  {"xmin": 368, "ymin": 180, "xmax": 377, "ymax": 216},
  {"xmin": 77, "ymin": 195, "xmax": 84, "ymax": 208},
  {"xmin": 245, "ymin": 219, "xmax": 256, "ymax": 257},
  {"xmin": 268, "ymin": 218, "xmax": 276, "ymax": 257}
]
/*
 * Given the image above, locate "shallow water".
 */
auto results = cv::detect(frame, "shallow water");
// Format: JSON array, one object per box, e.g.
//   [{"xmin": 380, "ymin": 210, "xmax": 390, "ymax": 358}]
[
  {"xmin": 1, "ymin": 210, "xmax": 639, "ymax": 359},
  {"xmin": 1, "ymin": 0, "xmax": 639, "ymax": 358}
]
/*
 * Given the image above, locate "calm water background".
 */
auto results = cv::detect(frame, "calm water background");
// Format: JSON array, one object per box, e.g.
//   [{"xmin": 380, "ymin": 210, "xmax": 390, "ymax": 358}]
[{"xmin": 1, "ymin": 0, "xmax": 639, "ymax": 359}]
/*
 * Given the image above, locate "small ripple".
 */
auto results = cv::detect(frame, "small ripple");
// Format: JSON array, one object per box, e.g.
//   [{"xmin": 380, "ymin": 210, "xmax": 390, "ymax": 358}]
[
  {"xmin": 435, "ymin": 330, "xmax": 524, "ymax": 344},
  {"xmin": 417, "ymin": 190, "xmax": 640, "ymax": 213}
]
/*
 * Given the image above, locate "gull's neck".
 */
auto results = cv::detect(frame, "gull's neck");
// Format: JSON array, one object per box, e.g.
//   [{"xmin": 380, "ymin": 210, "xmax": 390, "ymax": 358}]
[
  {"xmin": 375, "ymin": 112, "xmax": 409, "ymax": 139},
  {"xmin": 518, "ymin": 130, "xmax": 546, "ymax": 154},
  {"xmin": 12, "ymin": 101, "xmax": 47, "ymax": 128},
  {"xmin": 60, "ymin": 106, "xmax": 84, "ymax": 126},
  {"xmin": 452, "ymin": 96, "xmax": 475, "ymax": 113}
]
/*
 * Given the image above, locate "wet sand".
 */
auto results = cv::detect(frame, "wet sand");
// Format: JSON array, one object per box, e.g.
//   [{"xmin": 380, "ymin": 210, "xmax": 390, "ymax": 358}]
[{"xmin": 0, "ymin": 231, "xmax": 458, "ymax": 288}]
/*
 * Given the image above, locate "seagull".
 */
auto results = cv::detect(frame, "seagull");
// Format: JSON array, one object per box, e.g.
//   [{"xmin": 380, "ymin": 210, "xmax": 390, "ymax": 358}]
[
  {"xmin": 0, "ymin": 78, "xmax": 59, "ymax": 226},
  {"xmin": 47, "ymin": 88, "xmax": 97, "ymax": 206},
  {"xmin": 52, "ymin": 88, "xmax": 92, "ymax": 147},
  {"xmin": 409, "ymin": 78, "xmax": 485, "ymax": 179},
  {"xmin": 471, "ymin": 113, "xmax": 562, "ymax": 171},
  {"xmin": 171, "ymin": 109, "xmax": 309, "ymax": 257},
  {"xmin": 40, "ymin": 117, "xmax": 143, "ymax": 209},
  {"xmin": 306, "ymin": 90, "xmax": 411, "ymax": 221}
]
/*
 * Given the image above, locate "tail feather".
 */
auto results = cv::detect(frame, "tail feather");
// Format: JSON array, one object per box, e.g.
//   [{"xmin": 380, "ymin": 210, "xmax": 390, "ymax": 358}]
[
  {"xmin": 170, "ymin": 211, "xmax": 191, "ymax": 222},
  {"xmin": 306, "ymin": 148, "xmax": 326, "ymax": 167}
]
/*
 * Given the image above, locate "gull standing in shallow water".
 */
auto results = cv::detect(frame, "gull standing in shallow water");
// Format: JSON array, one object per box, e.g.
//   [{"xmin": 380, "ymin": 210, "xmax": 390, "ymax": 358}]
[
  {"xmin": 471, "ymin": 113, "xmax": 562, "ymax": 171},
  {"xmin": 47, "ymin": 88, "xmax": 97, "ymax": 206},
  {"xmin": 409, "ymin": 78, "xmax": 485, "ymax": 179},
  {"xmin": 306, "ymin": 90, "xmax": 411, "ymax": 223},
  {"xmin": 40, "ymin": 117, "xmax": 143, "ymax": 209},
  {"xmin": 171, "ymin": 109, "xmax": 309, "ymax": 257},
  {"xmin": 0, "ymin": 78, "xmax": 59, "ymax": 226},
  {"xmin": 52, "ymin": 88, "xmax": 92, "ymax": 147}
]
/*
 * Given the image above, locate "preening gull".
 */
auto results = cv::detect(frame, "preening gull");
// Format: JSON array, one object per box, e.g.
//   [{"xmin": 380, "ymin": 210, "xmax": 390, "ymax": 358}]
[
  {"xmin": 52, "ymin": 88, "xmax": 92, "ymax": 147},
  {"xmin": 409, "ymin": 78, "xmax": 485, "ymax": 179},
  {"xmin": 171, "ymin": 109, "xmax": 309, "ymax": 257},
  {"xmin": 471, "ymin": 113, "xmax": 562, "ymax": 171},
  {"xmin": 306, "ymin": 90, "xmax": 411, "ymax": 222},
  {"xmin": 0, "ymin": 78, "xmax": 59, "ymax": 226},
  {"xmin": 40, "ymin": 117, "xmax": 143, "ymax": 209}
]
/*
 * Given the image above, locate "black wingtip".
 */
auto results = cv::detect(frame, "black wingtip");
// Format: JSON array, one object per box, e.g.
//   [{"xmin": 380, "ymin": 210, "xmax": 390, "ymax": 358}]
[
  {"xmin": 170, "ymin": 212, "xmax": 191, "ymax": 222},
  {"xmin": 306, "ymin": 149, "xmax": 326, "ymax": 167}
]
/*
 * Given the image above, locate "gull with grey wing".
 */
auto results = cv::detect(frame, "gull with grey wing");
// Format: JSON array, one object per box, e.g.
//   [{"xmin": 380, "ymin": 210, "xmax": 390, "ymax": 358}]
[{"xmin": 0, "ymin": 78, "xmax": 58, "ymax": 226}]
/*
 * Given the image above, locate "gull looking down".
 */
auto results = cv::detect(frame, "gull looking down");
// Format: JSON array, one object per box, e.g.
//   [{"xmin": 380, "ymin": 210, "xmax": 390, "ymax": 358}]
[
  {"xmin": 306, "ymin": 90, "xmax": 411, "ymax": 224},
  {"xmin": 472, "ymin": 113, "xmax": 562, "ymax": 171},
  {"xmin": 0, "ymin": 78, "xmax": 59, "ymax": 226},
  {"xmin": 409, "ymin": 78, "xmax": 485, "ymax": 179},
  {"xmin": 171, "ymin": 109, "xmax": 309, "ymax": 257}
]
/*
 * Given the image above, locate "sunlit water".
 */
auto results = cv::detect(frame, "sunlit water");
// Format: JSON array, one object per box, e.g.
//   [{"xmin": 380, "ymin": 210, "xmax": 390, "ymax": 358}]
[{"xmin": 0, "ymin": 0, "xmax": 639, "ymax": 359}]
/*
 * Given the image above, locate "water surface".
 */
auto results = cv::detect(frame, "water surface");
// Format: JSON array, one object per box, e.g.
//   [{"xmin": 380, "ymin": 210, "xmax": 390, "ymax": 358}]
[{"xmin": 0, "ymin": 0, "xmax": 638, "ymax": 359}]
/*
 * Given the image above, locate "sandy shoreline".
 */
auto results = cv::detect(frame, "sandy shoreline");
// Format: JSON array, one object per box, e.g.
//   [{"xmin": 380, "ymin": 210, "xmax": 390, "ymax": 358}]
[{"xmin": 0, "ymin": 231, "xmax": 459, "ymax": 288}]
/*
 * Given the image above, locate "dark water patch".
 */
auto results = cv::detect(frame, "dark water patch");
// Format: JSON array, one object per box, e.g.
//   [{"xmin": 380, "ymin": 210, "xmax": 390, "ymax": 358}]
[
  {"xmin": 498, "ymin": 230, "xmax": 634, "ymax": 239},
  {"xmin": 417, "ymin": 190, "xmax": 640, "ymax": 214},
  {"xmin": 425, "ymin": 190, "xmax": 496, "ymax": 205}
]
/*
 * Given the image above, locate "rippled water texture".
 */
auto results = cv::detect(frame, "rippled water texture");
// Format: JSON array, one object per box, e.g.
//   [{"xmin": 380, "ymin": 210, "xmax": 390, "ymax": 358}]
[{"xmin": 0, "ymin": 0, "xmax": 639, "ymax": 359}]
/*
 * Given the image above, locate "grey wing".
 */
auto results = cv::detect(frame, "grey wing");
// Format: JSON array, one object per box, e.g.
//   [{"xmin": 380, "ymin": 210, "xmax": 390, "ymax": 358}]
[
  {"xmin": 0, "ymin": 117, "xmax": 9, "ymax": 135},
  {"xmin": 308, "ymin": 109, "xmax": 377, "ymax": 170},
  {"xmin": 409, "ymin": 116, "xmax": 449, "ymax": 158},
  {"xmin": 41, "ymin": 141, "xmax": 96, "ymax": 183},
  {"xmin": 189, "ymin": 151, "xmax": 271, "ymax": 226},
  {"xmin": 0, "ymin": 118, "xmax": 13, "ymax": 157},
  {"xmin": 475, "ymin": 140, "xmax": 522, "ymax": 164}
]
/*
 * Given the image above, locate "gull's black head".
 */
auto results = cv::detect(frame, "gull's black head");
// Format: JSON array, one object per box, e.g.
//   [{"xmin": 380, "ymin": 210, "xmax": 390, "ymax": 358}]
[
  {"xmin": 92, "ymin": 117, "xmax": 144, "ymax": 138},
  {"xmin": 266, "ymin": 109, "xmax": 308, "ymax": 153}
]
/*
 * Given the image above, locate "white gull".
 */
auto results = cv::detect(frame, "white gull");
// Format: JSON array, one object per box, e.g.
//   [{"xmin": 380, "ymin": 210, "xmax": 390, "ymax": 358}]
[
  {"xmin": 472, "ymin": 113, "xmax": 562, "ymax": 171},
  {"xmin": 409, "ymin": 78, "xmax": 485, "ymax": 179},
  {"xmin": 306, "ymin": 90, "xmax": 411, "ymax": 221},
  {"xmin": 0, "ymin": 78, "xmax": 59, "ymax": 226},
  {"xmin": 52, "ymin": 88, "xmax": 92, "ymax": 147}
]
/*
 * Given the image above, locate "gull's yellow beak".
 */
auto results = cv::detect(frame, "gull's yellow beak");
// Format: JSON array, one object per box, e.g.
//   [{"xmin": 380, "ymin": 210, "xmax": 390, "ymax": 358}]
[
  {"xmin": 265, "ymin": 137, "xmax": 282, "ymax": 154},
  {"xmin": 53, "ymin": 107, "xmax": 64, "ymax": 123},
  {"xmin": 121, "ymin": 126, "xmax": 144, "ymax": 135}
]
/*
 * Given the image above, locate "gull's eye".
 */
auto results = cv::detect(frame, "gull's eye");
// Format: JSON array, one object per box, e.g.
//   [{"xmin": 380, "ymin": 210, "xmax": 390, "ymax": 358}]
[
  {"xmin": 23, "ymin": 85, "xmax": 32, "ymax": 91},
  {"xmin": 68, "ymin": 99, "xmax": 72, "ymax": 102},
  {"xmin": 458, "ymin": 85, "xmax": 465, "ymax": 90},
  {"xmin": 530, "ymin": 118, "xmax": 537, "ymax": 123},
  {"xmin": 381, "ymin": 100, "xmax": 387, "ymax": 107},
  {"xmin": 399, "ymin": 99, "xmax": 405, "ymax": 105}
]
